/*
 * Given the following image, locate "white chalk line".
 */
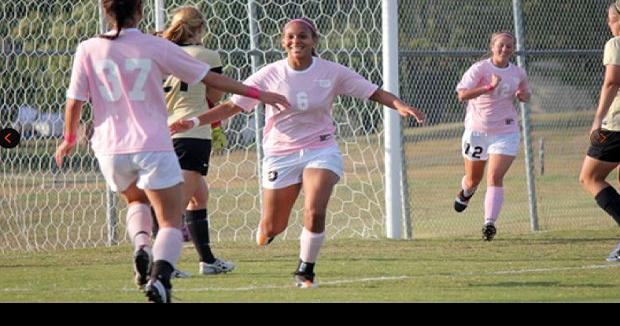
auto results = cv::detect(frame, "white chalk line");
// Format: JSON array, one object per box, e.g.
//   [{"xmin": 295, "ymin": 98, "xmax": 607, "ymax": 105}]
[{"xmin": 1, "ymin": 263, "xmax": 618, "ymax": 293}]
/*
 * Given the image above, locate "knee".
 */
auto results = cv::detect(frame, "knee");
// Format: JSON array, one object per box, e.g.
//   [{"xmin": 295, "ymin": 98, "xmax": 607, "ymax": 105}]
[
  {"xmin": 304, "ymin": 208, "xmax": 326, "ymax": 231},
  {"xmin": 579, "ymin": 170, "xmax": 597, "ymax": 189},
  {"xmin": 261, "ymin": 220, "xmax": 284, "ymax": 237}
]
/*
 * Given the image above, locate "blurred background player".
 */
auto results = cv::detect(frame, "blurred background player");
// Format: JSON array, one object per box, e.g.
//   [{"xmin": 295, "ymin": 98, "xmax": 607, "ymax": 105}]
[
  {"xmin": 579, "ymin": 1, "xmax": 620, "ymax": 262},
  {"xmin": 55, "ymin": 0, "xmax": 289, "ymax": 303},
  {"xmin": 161, "ymin": 6, "xmax": 234, "ymax": 275},
  {"xmin": 169, "ymin": 18, "xmax": 425, "ymax": 288},
  {"xmin": 454, "ymin": 31, "xmax": 531, "ymax": 241}
]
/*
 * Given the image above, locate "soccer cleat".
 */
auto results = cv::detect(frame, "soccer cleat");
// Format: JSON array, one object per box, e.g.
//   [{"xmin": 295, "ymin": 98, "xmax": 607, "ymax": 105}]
[
  {"xmin": 199, "ymin": 258, "xmax": 236, "ymax": 275},
  {"xmin": 482, "ymin": 223, "xmax": 497, "ymax": 241},
  {"xmin": 144, "ymin": 279, "xmax": 171, "ymax": 303},
  {"xmin": 256, "ymin": 229, "xmax": 275, "ymax": 246},
  {"xmin": 133, "ymin": 247, "xmax": 152, "ymax": 289},
  {"xmin": 294, "ymin": 271, "xmax": 317, "ymax": 289},
  {"xmin": 606, "ymin": 242, "xmax": 620, "ymax": 262},
  {"xmin": 454, "ymin": 189, "xmax": 474, "ymax": 212},
  {"xmin": 172, "ymin": 269, "xmax": 192, "ymax": 279}
]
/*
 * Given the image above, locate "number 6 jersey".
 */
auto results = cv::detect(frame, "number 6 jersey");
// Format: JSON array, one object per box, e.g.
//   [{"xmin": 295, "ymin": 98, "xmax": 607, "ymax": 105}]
[{"xmin": 230, "ymin": 57, "xmax": 379, "ymax": 156}]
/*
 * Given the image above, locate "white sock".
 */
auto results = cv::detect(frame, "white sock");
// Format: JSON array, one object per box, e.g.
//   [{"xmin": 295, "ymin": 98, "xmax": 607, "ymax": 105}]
[
  {"xmin": 299, "ymin": 228, "xmax": 325, "ymax": 263},
  {"xmin": 126, "ymin": 203, "xmax": 153, "ymax": 252},
  {"xmin": 152, "ymin": 227, "xmax": 183, "ymax": 268}
]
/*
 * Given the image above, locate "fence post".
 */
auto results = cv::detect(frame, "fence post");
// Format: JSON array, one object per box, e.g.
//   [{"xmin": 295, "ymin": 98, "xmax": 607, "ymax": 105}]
[
  {"xmin": 513, "ymin": 0, "xmax": 539, "ymax": 232},
  {"xmin": 247, "ymin": 0, "xmax": 265, "ymax": 215},
  {"xmin": 383, "ymin": 0, "xmax": 403, "ymax": 239},
  {"xmin": 98, "ymin": 0, "xmax": 119, "ymax": 246}
]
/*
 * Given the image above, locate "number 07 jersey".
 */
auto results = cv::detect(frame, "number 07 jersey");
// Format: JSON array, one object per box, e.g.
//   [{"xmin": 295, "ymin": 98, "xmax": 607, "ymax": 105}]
[
  {"xmin": 66, "ymin": 28, "xmax": 210, "ymax": 155},
  {"xmin": 230, "ymin": 57, "xmax": 379, "ymax": 156}
]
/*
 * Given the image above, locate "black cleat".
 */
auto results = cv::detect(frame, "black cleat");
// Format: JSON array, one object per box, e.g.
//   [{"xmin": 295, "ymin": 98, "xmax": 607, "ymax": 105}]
[
  {"xmin": 482, "ymin": 223, "xmax": 497, "ymax": 241},
  {"xmin": 144, "ymin": 279, "xmax": 171, "ymax": 303},
  {"xmin": 294, "ymin": 271, "xmax": 317, "ymax": 288},
  {"xmin": 133, "ymin": 247, "xmax": 151, "ymax": 289},
  {"xmin": 454, "ymin": 189, "xmax": 474, "ymax": 213}
]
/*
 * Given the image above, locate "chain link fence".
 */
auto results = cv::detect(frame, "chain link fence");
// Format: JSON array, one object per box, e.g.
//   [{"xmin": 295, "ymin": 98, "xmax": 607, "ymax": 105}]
[{"xmin": 0, "ymin": 0, "xmax": 614, "ymax": 252}]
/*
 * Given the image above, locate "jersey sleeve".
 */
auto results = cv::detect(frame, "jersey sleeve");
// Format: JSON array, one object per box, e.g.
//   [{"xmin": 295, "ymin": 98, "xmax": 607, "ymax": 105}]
[
  {"xmin": 66, "ymin": 42, "xmax": 90, "ymax": 101},
  {"xmin": 334, "ymin": 63, "xmax": 379, "ymax": 99},
  {"xmin": 161, "ymin": 41, "xmax": 210, "ymax": 86},
  {"xmin": 604, "ymin": 38, "xmax": 620, "ymax": 66},
  {"xmin": 456, "ymin": 63, "xmax": 482, "ymax": 92}
]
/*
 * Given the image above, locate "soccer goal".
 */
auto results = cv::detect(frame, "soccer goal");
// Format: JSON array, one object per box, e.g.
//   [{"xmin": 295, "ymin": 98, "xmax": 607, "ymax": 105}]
[{"xmin": 0, "ymin": 0, "xmax": 408, "ymax": 253}]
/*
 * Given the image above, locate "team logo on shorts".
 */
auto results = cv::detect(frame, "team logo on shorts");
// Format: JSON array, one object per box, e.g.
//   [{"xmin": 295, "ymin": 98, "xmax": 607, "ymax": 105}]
[
  {"xmin": 267, "ymin": 170, "xmax": 278, "ymax": 182},
  {"xmin": 505, "ymin": 119, "xmax": 514, "ymax": 125}
]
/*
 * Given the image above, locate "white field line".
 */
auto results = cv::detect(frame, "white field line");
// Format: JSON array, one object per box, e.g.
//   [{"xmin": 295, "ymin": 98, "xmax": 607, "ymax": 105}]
[{"xmin": 1, "ymin": 263, "xmax": 618, "ymax": 293}]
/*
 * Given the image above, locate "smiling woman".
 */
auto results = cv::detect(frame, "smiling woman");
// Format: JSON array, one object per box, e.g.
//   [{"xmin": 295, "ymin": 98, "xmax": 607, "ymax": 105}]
[{"xmin": 168, "ymin": 18, "xmax": 425, "ymax": 290}]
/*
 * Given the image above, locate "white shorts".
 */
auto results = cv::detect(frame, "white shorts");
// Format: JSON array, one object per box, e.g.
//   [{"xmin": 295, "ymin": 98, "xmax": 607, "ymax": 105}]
[
  {"xmin": 461, "ymin": 130, "xmax": 521, "ymax": 161},
  {"xmin": 262, "ymin": 145, "xmax": 344, "ymax": 189},
  {"xmin": 96, "ymin": 151, "xmax": 184, "ymax": 192}
]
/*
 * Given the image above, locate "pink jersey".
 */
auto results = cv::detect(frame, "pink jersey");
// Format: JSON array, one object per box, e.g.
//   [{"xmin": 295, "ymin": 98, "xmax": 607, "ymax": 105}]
[
  {"xmin": 456, "ymin": 59, "xmax": 530, "ymax": 134},
  {"xmin": 231, "ymin": 57, "xmax": 379, "ymax": 156},
  {"xmin": 66, "ymin": 28, "xmax": 209, "ymax": 155}
]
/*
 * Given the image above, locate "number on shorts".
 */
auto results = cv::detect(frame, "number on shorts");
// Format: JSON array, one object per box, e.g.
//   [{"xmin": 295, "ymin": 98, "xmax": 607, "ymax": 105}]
[{"xmin": 465, "ymin": 142, "xmax": 483, "ymax": 159}]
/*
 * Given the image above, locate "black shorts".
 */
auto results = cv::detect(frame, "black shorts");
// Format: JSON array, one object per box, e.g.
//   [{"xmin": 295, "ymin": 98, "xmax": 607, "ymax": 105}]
[
  {"xmin": 173, "ymin": 138, "xmax": 212, "ymax": 176},
  {"xmin": 587, "ymin": 129, "xmax": 620, "ymax": 163}
]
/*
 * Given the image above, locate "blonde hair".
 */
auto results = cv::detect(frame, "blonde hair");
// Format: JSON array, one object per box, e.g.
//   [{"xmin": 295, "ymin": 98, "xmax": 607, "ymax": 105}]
[
  {"xmin": 162, "ymin": 6, "xmax": 205, "ymax": 45},
  {"xmin": 609, "ymin": 1, "xmax": 620, "ymax": 23}
]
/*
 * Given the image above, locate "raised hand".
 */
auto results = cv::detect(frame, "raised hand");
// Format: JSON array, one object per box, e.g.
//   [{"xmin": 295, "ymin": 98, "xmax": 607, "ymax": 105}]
[{"xmin": 490, "ymin": 74, "xmax": 501, "ymax": 88}]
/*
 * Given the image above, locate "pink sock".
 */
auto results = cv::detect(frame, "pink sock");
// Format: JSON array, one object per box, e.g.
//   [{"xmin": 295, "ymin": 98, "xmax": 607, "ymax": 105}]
[
  {"xmin": 461, "ymin": 176, "xmax": 477, "ymax": 197},
  {"xmin": 299, "ymin": 228, "xmax": 325, "ymax": 263},
  {"xmin": 484, "ymin": 187, "xmax": 504, "ymax": 224},
  {"xmin": 126, "ymin": 203, "xmax": 153, "ymax": 251},
  {"xmin": 152, "ymin": 227, "xmax": 183, "ymax": 268}
]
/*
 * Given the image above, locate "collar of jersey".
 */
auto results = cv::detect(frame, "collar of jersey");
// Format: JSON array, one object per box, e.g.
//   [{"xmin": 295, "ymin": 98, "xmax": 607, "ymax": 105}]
[
  {"xmin": 487, "ymin": 58, "xmax": 511, "ymax": 71},
  {"xmin": 102, "ymin": 28, "xmax": 141, "ymax": 36},
  {"xmin": 286, "ymin": 57, "xmax": 316, "ymax": 74}
]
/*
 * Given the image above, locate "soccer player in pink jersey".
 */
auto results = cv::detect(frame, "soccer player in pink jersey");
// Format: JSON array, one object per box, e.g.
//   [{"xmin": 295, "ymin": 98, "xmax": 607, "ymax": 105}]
[
  {"xmin": 53, "ymin": 0, "xmax": 289, "ymax": 303},
  {"xmin": 170, "ymin": 18, "xmax": 425, "ymax": 288},
  {"xmin": 579, "ymin": 2, "xmax": 620, "ymax": 262},
  {"xmin": 454, "ymin": 31, "xmax": 531, "ymax": 241}
]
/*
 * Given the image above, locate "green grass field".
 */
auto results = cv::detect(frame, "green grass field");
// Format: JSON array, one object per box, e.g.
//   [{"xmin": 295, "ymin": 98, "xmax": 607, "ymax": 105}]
[
  {"xmin": 2, "ymin": 112, "xmax": 620, "ymax": 302},
  {"xmin": 1, "ymin": 228, "xmax": 619, "ymax": 303}
]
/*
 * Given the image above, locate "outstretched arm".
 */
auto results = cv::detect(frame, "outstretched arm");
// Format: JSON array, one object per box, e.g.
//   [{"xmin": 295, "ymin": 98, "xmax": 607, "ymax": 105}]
[
  {"xmin": 169, "ymin": 101, "xmax": 243, "ymax": 135},
  {"xmin": 54, "ymin": 98, "xmax": 84, "ymax": 167},
  {"xmin": 201, "ymin": 72, "xmax": 290, "ymax": 111},
  {"xmin": 369, "ymin": 89, "xmax": 425, "ymax": 123}
]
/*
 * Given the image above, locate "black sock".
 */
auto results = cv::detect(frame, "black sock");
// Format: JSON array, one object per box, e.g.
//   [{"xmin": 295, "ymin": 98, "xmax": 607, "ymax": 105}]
[
  {"xmin": 150, "ymin": 260, "xmax": 174, "ymax": 289},
  {"xmin": 296, "ymin": 259, "xmax": 315, "ymax": 275},
  {"xmin": 595, "ymin": 186, "xmax": 620, "ymax": 226},
  {"xmin": 151, "ymin": 207, "xmax": 159, "ymax": 239},
  {"xmin": 185, "ymin": 209, "xmax": 216, "ymax": 264}
]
